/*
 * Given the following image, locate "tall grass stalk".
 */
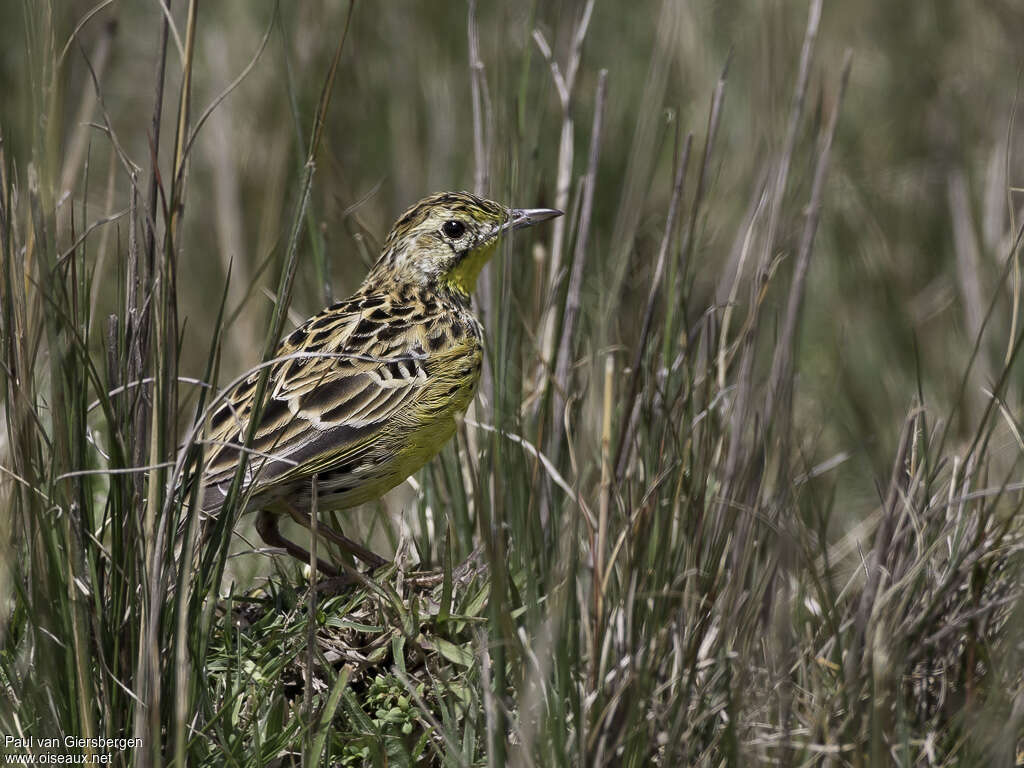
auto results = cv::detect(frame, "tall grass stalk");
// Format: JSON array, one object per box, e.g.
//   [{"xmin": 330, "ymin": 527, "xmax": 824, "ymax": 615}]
[{"xmin": 1, "ymin": 2, "xmax": 1023, "ymax": 766}]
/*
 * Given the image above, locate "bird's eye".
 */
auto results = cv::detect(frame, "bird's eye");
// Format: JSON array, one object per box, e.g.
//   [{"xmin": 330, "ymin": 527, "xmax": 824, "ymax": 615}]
[{"xmin": 441, "ymin": 220, "xmax": 466, "ymax": 239}]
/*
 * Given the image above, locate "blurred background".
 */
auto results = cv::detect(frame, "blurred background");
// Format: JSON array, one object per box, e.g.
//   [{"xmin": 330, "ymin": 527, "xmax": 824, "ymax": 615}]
[
  {"xmin": 2, "ymin": 1, "xmax": 1024, "ymax": 762},
  {"xmin": 2, "ymin": 0, "xmax": 1021, "ymax": 511}
]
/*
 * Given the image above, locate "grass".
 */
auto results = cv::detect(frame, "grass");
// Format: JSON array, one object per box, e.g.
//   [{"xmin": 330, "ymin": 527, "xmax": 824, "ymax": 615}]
[{"xmin": 2, "ymin": 0, "xmax": 1024, "ymax": 765}]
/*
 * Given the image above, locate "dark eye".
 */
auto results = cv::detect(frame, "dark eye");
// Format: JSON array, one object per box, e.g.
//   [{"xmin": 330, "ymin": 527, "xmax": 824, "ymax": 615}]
[{"xmin": 441, "ymin": 220, "xmax": 466, "ymax": 239}]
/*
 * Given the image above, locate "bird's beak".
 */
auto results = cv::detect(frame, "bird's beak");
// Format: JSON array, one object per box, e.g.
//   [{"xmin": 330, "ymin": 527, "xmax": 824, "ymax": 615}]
[{"xmin": 501, "ymin": 207, "xmax": 563, "ymax": 233}]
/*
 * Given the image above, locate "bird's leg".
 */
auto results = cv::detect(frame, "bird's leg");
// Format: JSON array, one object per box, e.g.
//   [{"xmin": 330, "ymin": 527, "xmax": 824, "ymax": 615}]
[
  {"xmin": 283, "ymin": 504, "xmax": 387, "ymax": 569},
  {"xmin": 256, "ymin": 510, "xmax": 340, "ymax": 577}
]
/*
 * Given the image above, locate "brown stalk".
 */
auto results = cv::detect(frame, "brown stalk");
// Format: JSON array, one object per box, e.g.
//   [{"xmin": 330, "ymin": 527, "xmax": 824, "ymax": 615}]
[
  {"xmin": 613, "ymin": 131, "xmax": 691, "ymax": 481},
  {"xmin": 154, "ymin": 0, "xmax": 199, "ymax": 763},
  {"xmin": 947, "ymin": 164, "xmax": 993, "ymax": 397},
  {"xmin": 305, "ymin": 474, "xmax": 319, "ymax": 758},
  {"xmin": 465, "ymin": 0, "xmax": 492, "ymax": 461},
  {"xmin": 593, "ymin": 353, "xmax": 614, "ymax": 680},
  {"xmin": 720, "ymin": 0, "xmax": 821, "ymax": 497},
  {"xmin": 843, "ymin": 409, "xmax": 916, "ymax": 698},
  {"xmin": 551, "ymin": 69, "xmax": 608, "ymax": 450},
  {"xmin": 677, "ymin": 54, "xmax": 731, "ymax": 288},
  {"xmin": 531, "ymin": 0, "xmax": 595, "ymax": 395},
  {"xmin": 59, "ymin": 18, "xmax": 116, "ymax": 198},
  {"xmin": 467, "ymin": 0, "xmax": 491, "ymax": 198},
  {"xmin": 763, "ymin": 50, "xmax": 853, "ymax": 435}
]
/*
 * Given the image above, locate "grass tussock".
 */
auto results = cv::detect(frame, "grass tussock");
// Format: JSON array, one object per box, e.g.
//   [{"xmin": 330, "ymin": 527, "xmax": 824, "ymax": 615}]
[{"xmin": 2, "ymin": 1, "xmax": 1024, "ymax": 766}]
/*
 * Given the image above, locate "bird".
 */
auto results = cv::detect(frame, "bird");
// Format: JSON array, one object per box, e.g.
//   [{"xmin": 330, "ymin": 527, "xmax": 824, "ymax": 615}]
[{"xmin": 195, "ymin": 191, "xmax": 561, "ymax": 575}]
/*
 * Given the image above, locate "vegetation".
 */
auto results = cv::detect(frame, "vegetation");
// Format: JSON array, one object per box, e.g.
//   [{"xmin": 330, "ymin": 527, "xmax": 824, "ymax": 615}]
[{"xmin": 1, "ymin": 1, "xmax": 1022, "ymax": 765}]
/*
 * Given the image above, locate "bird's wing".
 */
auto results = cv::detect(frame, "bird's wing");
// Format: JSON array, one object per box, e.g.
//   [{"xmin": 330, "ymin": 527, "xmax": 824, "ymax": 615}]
[{"xmin": 199, "ymin": 292, "xmax": 437, "ymax": 511}]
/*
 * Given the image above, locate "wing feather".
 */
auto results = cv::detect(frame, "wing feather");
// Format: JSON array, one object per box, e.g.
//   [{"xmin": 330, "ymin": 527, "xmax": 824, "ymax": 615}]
[{"xmin": 200, "ymin": 293, "xmax": 433, "ymax": 511}]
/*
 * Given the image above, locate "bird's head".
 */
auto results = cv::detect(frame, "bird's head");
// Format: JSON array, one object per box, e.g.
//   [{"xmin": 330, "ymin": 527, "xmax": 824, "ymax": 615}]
[{"xmin": 371, "ymin": 191, "xmax": 561, "ymax": 297}]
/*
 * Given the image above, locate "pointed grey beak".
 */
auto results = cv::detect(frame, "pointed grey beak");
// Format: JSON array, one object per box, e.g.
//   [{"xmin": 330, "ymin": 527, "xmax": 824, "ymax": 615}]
[{"xmin": 501, "ymin": 207, "xmax": 563, "ymax": 232}]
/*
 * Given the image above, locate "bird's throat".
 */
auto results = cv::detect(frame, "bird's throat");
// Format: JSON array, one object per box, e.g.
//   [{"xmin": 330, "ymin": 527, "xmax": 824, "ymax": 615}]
[{"xmin": 440, "ymin": 239, "xmax": 498, "ymax": 296}]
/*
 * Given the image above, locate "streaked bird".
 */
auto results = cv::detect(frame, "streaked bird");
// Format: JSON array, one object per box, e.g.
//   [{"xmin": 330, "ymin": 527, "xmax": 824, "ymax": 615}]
[{"xmin": 197, "ymin": 191, "xmax": 561, "ymax": 574}]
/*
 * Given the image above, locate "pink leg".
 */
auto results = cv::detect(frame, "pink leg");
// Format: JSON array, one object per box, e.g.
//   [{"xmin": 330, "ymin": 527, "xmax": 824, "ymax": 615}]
[
  {"xmin": 284, "ymin": 504, "xmax": 387, "ymax": 569},
  {"xmin": 256, "ymin": 510, "xmax": 340, "ymax": 577}
]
